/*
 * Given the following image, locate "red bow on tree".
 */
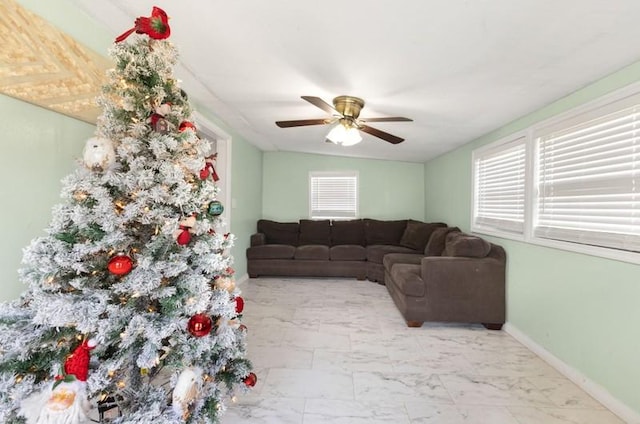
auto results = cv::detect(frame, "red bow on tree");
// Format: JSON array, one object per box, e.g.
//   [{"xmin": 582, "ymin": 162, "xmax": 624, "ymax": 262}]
[{"xmin": 115, "ymin": 6, "xmax": 170, "ymax": 43}]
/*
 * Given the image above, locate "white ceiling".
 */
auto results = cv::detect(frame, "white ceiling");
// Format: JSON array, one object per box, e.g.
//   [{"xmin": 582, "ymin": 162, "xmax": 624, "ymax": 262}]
[{"xmin": 73, "ymin": 0, "xmax": 640, "ymax": 163}]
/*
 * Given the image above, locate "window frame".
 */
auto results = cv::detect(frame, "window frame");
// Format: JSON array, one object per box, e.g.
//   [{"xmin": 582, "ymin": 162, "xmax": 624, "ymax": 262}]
[
  {"xmin": 470, "ymin": 82, "xmax": 640, "ymax": 265},
  {"xmin": 471, "ymin": 132, "xmax": 527, "ymax": 239},
  {"xmin": 308, "ymin": 171, "xmax": 359, "ymax": 220}
]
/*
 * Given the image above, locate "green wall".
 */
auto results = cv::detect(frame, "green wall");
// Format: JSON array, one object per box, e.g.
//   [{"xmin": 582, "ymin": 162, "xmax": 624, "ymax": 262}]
[
  {"xmin": 228, "ymin": 137, "xmax": 263, "ymax": 277},
  {"xmin": 0, "ymin": 95, "xmax": 94, "ymax": 302},
  {"xmin": 262, "ymin": 151, "xmax": 425, "ymax": 222},
  {"xmin": 424, "ymin": 60, "xmax": 640, "ymax": 416}
]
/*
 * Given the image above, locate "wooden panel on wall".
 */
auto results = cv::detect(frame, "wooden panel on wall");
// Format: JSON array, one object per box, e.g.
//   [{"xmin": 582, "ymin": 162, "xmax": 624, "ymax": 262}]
[{"xmin": 0, "ymin": 0, "xmax": 111, "ymax": 123}]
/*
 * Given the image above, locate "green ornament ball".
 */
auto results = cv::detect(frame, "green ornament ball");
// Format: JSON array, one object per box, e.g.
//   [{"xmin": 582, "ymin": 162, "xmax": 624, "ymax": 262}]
[{"xmin": 207, "ymin": 201, "xmax": 224, "ymax": 216}]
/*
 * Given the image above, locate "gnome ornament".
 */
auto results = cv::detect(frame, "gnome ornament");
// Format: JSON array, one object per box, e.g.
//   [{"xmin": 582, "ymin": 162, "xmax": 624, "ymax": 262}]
[
  {"xmin": 172, "ymin": 367, "xmax": 202, "ymax": 419},
  {"xmin": 149, "ymin": 103, "xmax": 172, "ymax": 134},
  {"xmin": 174, "ymin": 215, "xmax": 196, "ymax": 245},
  {"xmin": 20, "ymin": 339, "xmax": 97, "ymax": 424}
]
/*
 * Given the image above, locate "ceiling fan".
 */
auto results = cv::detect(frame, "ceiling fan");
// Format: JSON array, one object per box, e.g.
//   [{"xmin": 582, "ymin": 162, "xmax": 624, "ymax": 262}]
[{"xmin": 276, "ymin": 96, "xmax": 413, "ymax": 144}]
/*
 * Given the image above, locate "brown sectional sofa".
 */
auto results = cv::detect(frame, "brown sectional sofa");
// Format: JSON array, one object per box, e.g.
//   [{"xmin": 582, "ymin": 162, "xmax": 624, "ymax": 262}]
[
  {"xmin": 383, "ymin": 228, "xmax": 506, "ymax": 329},
  {"xmin": 246, "ymin": 219, "xmax": 506, "ymax": 329},
  {"xmin": 247, "ymin": 219, "xmax": 446, "ymax": 282}
]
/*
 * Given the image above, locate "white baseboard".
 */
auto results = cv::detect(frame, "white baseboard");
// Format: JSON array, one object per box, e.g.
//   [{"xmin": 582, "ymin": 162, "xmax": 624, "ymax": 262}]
[{"xmin": 504, "ymin": 323, "xmax": 640, "ymax": 424}]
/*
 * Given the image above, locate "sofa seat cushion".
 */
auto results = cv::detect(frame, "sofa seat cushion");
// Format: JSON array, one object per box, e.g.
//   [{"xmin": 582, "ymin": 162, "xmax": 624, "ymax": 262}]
[
  {"xmin": 367, "ymin": 245, "xmax": 418, "ymax": 264},
  {"xmin": 330, "ymin": 245, "xmax": 366, "ymax": 261},
  {"xmin": 389, "ymin": 263, "xmax": 425, "ymax": 297},
  {"xmin": 294, "ymin": 245, "xmax": 330, "ymax": 260},
  {"xmin": 247, "ymin": 245, "xmax": 295, "ymax": 260},
  {"xmin": 383, "ymin": 253, "xmax": 424, "ymax": 274}
]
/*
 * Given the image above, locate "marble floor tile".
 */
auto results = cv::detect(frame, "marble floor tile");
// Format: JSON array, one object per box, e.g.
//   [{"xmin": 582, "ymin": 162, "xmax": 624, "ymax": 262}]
[
  {"xmin": 353, "ymin": 371, "xmax": 453, "ymax": 403},
  {"xmin": 312, "ymin": 348, "xmax": 392, "ymax": 373},
  {"xmin": 438, "ymin": 374, "xmax": 556, "ymax": 407},
  {"xmin": 389, "ymin": 349, "xmax": 476, "ymax": 374},
  {"xmin": 221, "ymin": 277, "xmax": 626, "ymax": 424},
  {"xmin": 350, "ymin": 329, "xmax": 422, "ymax": 354},
  {"xmin": 261, "ymin": 368, "xmax": 354, "ymax": 400},
  {"xmin": 525, "ymin": 376, "xmax": 606, "ymax": 409},
  {"xmin": 247, "ymin": 345, "xmax": 314, "ymax": 370},
  {"xmin": 507, "ymin": 406, "xmax": 625, "ymax": 424},
  {"xmin": 465, "ymin": 351, "xmax": 564, "ymax": 378},
  {"xmin": 303, "ymin": 399, "xmax": 411, "ymax": 424},
  {"xmin": 405, "ymin": 402, "xmax": 521, "ymax": 424},
  {"xmin": 282, "ymin": 327, "xmax": 352, "ymax": 351},
  {"xmin": 220, "ymin": 397, "xmax": 305, "ymax": 424}
]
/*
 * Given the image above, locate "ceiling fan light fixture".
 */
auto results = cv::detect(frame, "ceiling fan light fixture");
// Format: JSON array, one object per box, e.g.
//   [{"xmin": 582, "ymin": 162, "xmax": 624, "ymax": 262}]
[
  {"xmin": 277, "ymin": 95, "xmax": 411, "ymax": 145},
  {"xmin": 326, "ymin": 122, "xmax": 362, "ymax": 146}
]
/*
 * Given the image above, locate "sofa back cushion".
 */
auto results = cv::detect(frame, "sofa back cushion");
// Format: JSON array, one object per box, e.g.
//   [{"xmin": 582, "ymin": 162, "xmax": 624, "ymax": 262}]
[
  {"xmin": 424, "ymin": 226, "xmax": 460, "ymax": 256},
  {"xmin": 330, "ymin": 219, "xmax": 365, "ymax": 246},
  {"xmin": 399, "ymin": 220, "xmax": 447, "ymax": 251},
  {"xmin": 299, "ymin": 219, "xmax": 331, "ymax": 246},
  {"xmin": 364, "ymin": 219, "xmax": 407, "ymax": 245},
  {"xmin": 257, "ymin": 219, "xmax": 299, "ymax": 246},
  {"xmin": 443, "ymin": 232, "xmax": 492, "ymax": 258}
]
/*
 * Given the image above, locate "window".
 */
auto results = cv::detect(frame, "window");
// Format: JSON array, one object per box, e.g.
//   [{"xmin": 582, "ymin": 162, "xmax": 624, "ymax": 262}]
[
  {"xmin": 471, "ymin": 85, "xmax": 640, "ymax": 262},
  {"xmin": 309, "ymin": 171, "xmax": 358, "ymax": 219},
  {"xmin": 533, "ymin": 95, "xmax": 640, "ymax": 253},
  {"xmin": 472, "ymin": 135, "xmax": 526, "ymax": 235}
]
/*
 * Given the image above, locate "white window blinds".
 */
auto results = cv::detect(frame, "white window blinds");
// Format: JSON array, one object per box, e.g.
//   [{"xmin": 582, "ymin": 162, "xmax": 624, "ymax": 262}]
[
  {"xmin": 534, "ymin": 99, "xmax": 640, "ymax": 252},
  {"xmin": 473, "ymin": 137, "xmax": 526, "ymax": 234},
  {"xmin": 309, "ymin": 172, "xmax": 358, "ymax": 219}
]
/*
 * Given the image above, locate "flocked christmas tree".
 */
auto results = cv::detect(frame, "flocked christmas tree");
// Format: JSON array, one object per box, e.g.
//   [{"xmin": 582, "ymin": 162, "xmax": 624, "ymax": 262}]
[{"xmin": 0, "ymin": 7, "xmax": 255, "ymax": 424}]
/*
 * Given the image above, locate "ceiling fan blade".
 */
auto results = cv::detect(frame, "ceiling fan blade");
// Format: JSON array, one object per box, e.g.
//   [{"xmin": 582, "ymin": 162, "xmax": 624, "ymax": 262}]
[
  {"xmin": 301, "ymin": 96, "xmax": 339, "ymax": 115},
  {"xmin": 359, "ymin": 125, "xmax": 405, "ymax": 144},
  {"xmin": 359, "ymin": 117, "xmax": 413, "ymax": 123},
  {"xmin": 275, "ymin": 118, "xmax": 330, "ymax": 128}
]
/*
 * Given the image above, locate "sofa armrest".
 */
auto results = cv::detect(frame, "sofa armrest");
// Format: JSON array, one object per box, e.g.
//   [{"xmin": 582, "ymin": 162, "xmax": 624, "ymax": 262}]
[
  {"xmin": 420, "ymin": 256, "xmax": 505, "ymax": 321},
  {"xmin": 250, "ymin": 232, "xmax": 266, "ymax": 247}
]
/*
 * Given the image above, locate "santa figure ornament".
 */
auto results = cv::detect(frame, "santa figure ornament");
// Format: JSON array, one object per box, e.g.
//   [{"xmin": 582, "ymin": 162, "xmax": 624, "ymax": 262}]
[
  {"xmin": 20, "ymin": 339, "xmax": 97, "ymax": 424},
  {"xmin": 199, "ymin": 153, "xmax": 220, "ymax": 182}
]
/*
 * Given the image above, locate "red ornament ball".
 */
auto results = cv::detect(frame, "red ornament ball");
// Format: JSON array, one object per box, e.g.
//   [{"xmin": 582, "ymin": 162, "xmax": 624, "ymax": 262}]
[
  {"xmin": 235, "ymin": 297, "xmax": 244, "ymax": 314},
  {"xmin": 239, "ymin": 324, "xmax": 248, "ymax": 332},
  {"xmin": 199, "ymin": 167, "xmax": 210, "ymax": 180},
  {"xmin": 107, "ymin": 254, "xmax": 133, "ymax": 276},
  {"xmin": 176, "ymin": 228, "xmax": 191, "ymax": 245},
  {"xmin": 179, "ymin": 121, "xmax": 196, "ymax": 132},
  {"xmin": 188, "ymin": 313, "xmax": 213, "ymax": 337},
  {"xmin": 243, "ymin": 372, "xmax": 257, "ymax": 387}
]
